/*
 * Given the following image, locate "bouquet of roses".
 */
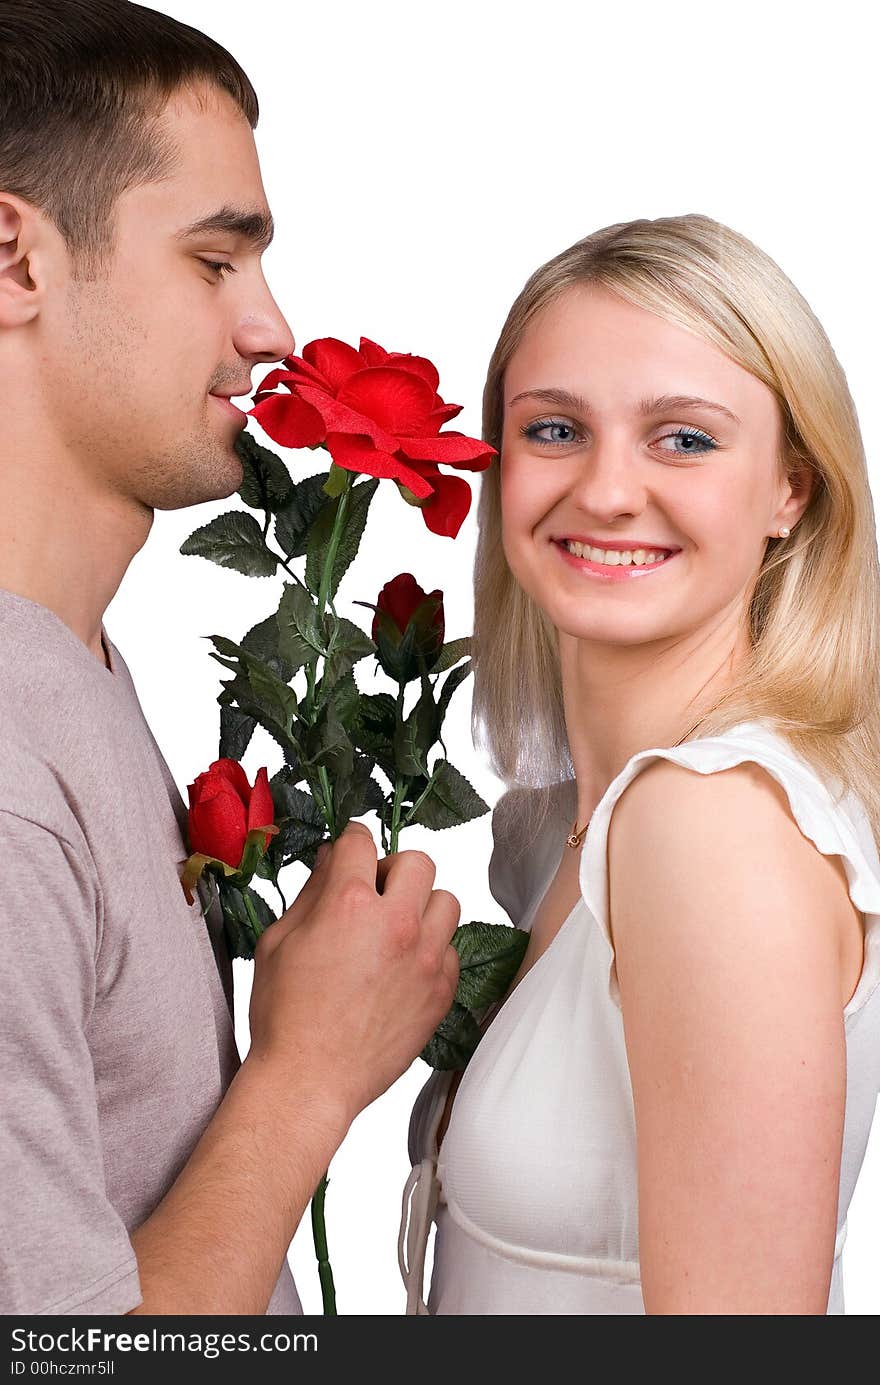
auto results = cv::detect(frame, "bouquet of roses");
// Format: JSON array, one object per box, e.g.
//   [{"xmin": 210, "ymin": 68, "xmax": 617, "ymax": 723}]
[{"xmin": 178, "ymin": 335, "xmax": 529, "ymax": 1313}]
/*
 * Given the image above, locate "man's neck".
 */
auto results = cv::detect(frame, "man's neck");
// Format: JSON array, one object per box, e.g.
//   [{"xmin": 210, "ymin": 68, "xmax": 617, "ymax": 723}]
[{"xmin": 0, "ymin": 435, "xmax": 153, "ymax": 666}]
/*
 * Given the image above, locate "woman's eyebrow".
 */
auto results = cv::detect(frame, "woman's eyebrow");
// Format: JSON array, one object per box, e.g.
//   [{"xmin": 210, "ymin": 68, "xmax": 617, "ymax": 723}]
[{"xmin": 508, "ymin": 387, "xmax": 741, "ymax": 425}]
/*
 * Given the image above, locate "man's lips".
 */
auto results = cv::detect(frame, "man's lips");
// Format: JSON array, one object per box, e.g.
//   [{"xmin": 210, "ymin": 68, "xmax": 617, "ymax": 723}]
[{"xmin": 209, "ymin": 392, "xmax": 248, "ymax": 422}]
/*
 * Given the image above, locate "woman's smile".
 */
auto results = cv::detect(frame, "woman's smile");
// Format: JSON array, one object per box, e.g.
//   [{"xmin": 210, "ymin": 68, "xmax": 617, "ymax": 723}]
[{"xmin": 552, "ymin": 535, "xmax": 681, "ymax": 581}]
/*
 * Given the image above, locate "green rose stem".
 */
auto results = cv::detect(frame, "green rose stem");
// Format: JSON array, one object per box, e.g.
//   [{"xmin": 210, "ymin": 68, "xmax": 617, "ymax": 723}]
[
  {"xmin": 389, "ymin": 683, "xmax": 409, "ymax": 855},
  {"xmin": 299, "ymin": 467, "xmax": 355, "ymax": 1317},
  {"xmin": 401, "ymin": 770, "xmax": 437, "ymax": 829},
  {"xmin": 310, "ymin": 1174, "xmax": 335, "ymax": 1314},
  {"xmin": 304, "ymin": 470, "xmax": 353, "ymax": 716}
]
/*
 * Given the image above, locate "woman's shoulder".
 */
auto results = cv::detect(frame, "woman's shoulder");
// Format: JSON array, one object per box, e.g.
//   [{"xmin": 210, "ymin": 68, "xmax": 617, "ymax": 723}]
[
  {"xmin": 603, "ymin": 718, "xmax": 869, "ymax": 852},
  {"xmin": 580, "ymin": 718, "xmax": 880, "ymax": 1018}
]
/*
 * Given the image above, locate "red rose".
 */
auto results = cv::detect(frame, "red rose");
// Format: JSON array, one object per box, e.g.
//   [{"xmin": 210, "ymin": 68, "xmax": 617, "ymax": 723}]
[
  {"xmin": 186, "ymin": 759, "xmax": 276, "ymax": 870},
  {"xmin": 372, "ymin": 573, "xmax": 444, "ymax": 647},
  {"xmin": 248, "ymin": 336, "xmax": 496, "ymax": 538},
  {"xmin": 367, "ymin": 573, "xmax": 445, "ymax": 682}
]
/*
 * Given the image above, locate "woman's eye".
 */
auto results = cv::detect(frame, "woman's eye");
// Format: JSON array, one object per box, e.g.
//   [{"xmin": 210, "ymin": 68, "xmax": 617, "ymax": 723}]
[
  {"xmin": 521, "ymin": 418, "xmax": 581, "ymax": 446},
  {"xmin": 520, "ymin": 419, "xmax": 718, "ymax": 456},
  {"xmin": 655, "ymin": 426, "xmax": 717, "ymax": 456},
  {"xmin": 198, "ymin": 259, "xmax": 237, "ymax": 279}
]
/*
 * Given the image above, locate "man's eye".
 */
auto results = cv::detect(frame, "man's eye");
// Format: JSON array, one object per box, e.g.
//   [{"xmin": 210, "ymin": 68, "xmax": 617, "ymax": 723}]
[{"xmin": 198, "ymin": 259, "xmax": 237, "ymax": 278}]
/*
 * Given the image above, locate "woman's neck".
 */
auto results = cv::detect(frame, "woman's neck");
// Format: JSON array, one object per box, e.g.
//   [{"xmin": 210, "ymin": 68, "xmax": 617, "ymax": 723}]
[{"xmin": 559, "ymin": 612, "xmax": 751, "ymax": 828}]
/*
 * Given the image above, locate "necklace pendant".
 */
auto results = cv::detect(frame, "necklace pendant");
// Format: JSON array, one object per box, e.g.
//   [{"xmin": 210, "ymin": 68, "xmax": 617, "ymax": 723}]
[{"xmin": 566, "ymin": 830, "xmax": 582, "ymax": 849}]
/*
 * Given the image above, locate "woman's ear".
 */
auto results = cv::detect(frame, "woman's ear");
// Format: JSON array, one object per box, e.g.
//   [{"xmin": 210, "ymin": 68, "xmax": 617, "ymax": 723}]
[
  {"xmin": 0, "ymin": 195, "xmax": 41, "ymax": 326},
  {"xmin": 775, "ymin": 462, "xmax": 815, "ymax": 536}
]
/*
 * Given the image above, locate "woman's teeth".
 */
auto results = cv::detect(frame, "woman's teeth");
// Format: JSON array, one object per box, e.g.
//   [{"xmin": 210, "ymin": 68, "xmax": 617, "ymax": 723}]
[{"xmin": 562, "ymin": 540, "xmax": 671, "ymax": 565}]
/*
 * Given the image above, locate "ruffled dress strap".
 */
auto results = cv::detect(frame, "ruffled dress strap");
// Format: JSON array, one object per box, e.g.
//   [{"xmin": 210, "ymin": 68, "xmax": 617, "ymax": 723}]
[
  {"xmin": 398, "ymin": 1069, "xmax": 455, "ymax": 1314},
  {"xmin": 577, "ymin": 719, "xmax": 880, "ymax": 1021}
]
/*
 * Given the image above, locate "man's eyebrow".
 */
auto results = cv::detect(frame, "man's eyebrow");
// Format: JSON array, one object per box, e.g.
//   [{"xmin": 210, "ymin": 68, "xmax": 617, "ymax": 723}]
[
  {"xmin": 508, "ymin": 387, "xmax": 741, "ymax": 425},
  {"xmin": 175, "ymin": 206, "xmax": 275, "ymax": 252}
]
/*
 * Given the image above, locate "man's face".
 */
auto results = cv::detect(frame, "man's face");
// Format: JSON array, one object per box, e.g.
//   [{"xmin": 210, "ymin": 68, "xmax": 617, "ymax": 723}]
[{"xmin": 41, "ymin": 83, "xmax": 294, "ymax": 511}]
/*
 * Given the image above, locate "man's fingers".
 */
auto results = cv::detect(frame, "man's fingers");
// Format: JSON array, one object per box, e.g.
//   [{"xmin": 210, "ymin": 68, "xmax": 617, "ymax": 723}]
[
  {"xmin": 291, "ymin": 823, "xmax": 377, "ymax": 905},
  {"xmin": 377, "ymin": 848, "xmax": 439, "ymax": 911},
  {"xmin": 324, "ymin": 820, "xmax": 378, "ymax": 884},
  {"xmin": 442, "ymin": 939, "xmax": 461, "ymax": 992},
  {"xmin": 423, "ymin": 886, "xmax": 461, "ymax": 946}
]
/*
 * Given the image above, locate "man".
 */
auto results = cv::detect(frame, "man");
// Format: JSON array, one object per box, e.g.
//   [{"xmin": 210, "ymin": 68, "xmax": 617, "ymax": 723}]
[{"xmin": 0, "ymin": 0, "xmax": 460, "ymax": 1315}]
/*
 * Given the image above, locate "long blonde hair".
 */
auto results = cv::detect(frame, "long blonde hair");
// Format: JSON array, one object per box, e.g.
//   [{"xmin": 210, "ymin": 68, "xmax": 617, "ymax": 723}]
[{"xmin": 471, "ymin": 214, "xmax": 880, "ymax": 856}]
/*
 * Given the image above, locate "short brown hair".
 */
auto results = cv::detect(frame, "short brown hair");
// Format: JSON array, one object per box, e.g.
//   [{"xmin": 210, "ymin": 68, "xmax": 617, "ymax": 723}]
[{"xmin": 0, "ymin": 0, "xmax": 259, "ymax": 279}]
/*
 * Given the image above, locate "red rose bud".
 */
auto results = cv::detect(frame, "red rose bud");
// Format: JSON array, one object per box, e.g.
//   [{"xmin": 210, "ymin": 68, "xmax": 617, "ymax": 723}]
[
  {"xmin": 186, "ymin": 759, "xmax": 277, "ymax": 870},
  {"xmin": 371, "ymin": 573, "xmax": 445, "ymax": 683}
]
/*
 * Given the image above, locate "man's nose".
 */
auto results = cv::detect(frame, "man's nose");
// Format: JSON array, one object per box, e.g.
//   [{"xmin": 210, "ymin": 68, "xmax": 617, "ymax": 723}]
[{"xmin": 234, "ymin": 283, "xmax": 296, "ymax": 363}]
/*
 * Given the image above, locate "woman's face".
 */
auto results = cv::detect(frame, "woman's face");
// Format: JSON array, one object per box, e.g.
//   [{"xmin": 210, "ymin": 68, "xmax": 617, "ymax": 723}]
[{"xmin": 500, "ymin": 283, "xmax": 803, "ymax": 651}]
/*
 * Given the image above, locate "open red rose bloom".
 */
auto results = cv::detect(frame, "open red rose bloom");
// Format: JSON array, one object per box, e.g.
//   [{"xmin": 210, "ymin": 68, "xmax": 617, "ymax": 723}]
[{"xmin": 249, "ymin": 336, "xmax": 496, "ymax": 538}]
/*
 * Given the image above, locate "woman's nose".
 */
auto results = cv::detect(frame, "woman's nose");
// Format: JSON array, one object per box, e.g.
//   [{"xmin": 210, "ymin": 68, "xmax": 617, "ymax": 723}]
[{"xmin": 565, "ymin": 434, "xmax": 647, "ymax": 517}]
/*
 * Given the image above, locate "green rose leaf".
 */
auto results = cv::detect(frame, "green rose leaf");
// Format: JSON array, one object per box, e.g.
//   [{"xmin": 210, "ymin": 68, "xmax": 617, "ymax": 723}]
[
  {"xmin": 393, "ymin": 671, "xmax": 441, "ymax": 778},
  {"xmin": 407, "ymin": 759, "xmax": 489, "ymax": 830},
  {"xmin": 206, "ymin": 635, "xmax": 298, "ymax": 735},
  {"xmin": 335, "ymin": 753, "xmax": 384, "ymax": 833},
  {"xmin": 235, "ymin": 431, "xmax": 296, "ymax": 513},
  {"xmin": 263, "ymin": 773, "xmax": 327, "ymax": 865},
  {"xmin": 218, "ymin": 893, "xmax": 250, "ymax": 961},
  {"xmin": 450, "ymin": 922, "xmax": 529, "ymax": 1010},
  {"xmin": 419, "ymin": 1002, "xmax": 481, "ymax": 1070},
  {"xmin": 276, "ymin": 581, "xmax": 325, "ymax": 670},
  {"xmin": 431, "ymin": 636, "xmax": 472, "ymax": 673},
  {"xmin": 218, "ymin": 702, "xmax": 257, "ymax": 762},
  {"xmin": 246, "ymin": 660, "xmax": 298, "ymax": 734},
  {"xmin": 305, "ymin": 477, "xmax": 379, "ymax": 602},
  {"xmin": 216, "ymin": 673, "xmax": 302, "ymax": 766},
  {"xmin": 217, "ymin": 880, "xmax": 277, "ymax": 961},
  {"xmin": 349, "ymin": 692, "xmax": 398, "ymax": 782},
  {"xmin": 436, "ymin": 658, "xmax": 473, "ymax": 723},
  {"xmin": 268, "ymin": 773, "xmax": 326, "ymax": 828},
  {"xmin": 179, "ymin": 511, "xmax": 278, "ymax": 577},
  {"xmin": 322, "ymin": 614, "xmax": 376, "ymax": 690},
  {"xmin": 320, "ymin": 668, "xmax": 361, "ymax": 732},
  {"xmin": 302, "ymin": 699, "xmax": 355, "ymax": 787},
  {"xmin": 274, "ymin": 471, "xmax": 333, "ymax": 559},
  {"xmin": 240, "ymin": 613, "xmax": 298, "ymax": 683}
]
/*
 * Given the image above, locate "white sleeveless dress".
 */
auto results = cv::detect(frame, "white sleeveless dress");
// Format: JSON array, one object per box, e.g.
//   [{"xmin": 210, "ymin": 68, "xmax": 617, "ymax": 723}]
[{"xmin": 398, "ymin": 719, "xmax": 880, "ymax": 1314}]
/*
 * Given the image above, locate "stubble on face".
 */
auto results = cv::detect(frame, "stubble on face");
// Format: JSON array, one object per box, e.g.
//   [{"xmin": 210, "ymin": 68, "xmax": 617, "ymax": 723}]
[{"xmin": 50, "ymin": 85, "xmax": 266, "ymax": 514}]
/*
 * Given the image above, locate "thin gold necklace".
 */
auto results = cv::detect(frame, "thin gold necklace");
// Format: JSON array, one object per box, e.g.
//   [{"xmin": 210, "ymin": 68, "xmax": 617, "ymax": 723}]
[{"xmin": 566, "ymin": 716, "xmax": 706, "ymax": 849}]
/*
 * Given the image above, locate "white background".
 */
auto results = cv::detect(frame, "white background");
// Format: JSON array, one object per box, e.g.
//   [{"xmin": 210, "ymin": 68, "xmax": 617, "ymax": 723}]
[{"xmin": 109, "ymin": 0, "xmax": 879, "ymax": 1312}]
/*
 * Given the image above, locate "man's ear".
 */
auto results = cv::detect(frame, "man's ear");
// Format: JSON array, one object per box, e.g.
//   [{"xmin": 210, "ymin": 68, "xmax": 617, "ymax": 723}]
[{"xmin": 0, "ymin": 195, "xmax": 43, "ymax": 327}]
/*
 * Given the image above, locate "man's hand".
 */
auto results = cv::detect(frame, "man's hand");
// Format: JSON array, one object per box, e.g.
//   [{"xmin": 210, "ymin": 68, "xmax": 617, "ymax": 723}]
[
  {"xmin": 127, "ymin": 821, "xmax": 459, "ymax": 1314},
  {"xmin": 247, "ymin": 822, "xmax": 460, "ymax": 1128}
]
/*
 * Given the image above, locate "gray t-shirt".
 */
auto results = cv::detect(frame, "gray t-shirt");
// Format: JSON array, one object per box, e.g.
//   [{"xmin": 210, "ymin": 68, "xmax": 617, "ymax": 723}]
[{"xmin": 0, "ymin": 588, "xmax": 301, "ymax": 1315}]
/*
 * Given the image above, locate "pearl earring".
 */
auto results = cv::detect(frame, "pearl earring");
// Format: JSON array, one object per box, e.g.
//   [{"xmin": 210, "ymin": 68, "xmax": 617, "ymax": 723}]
[{"xmin": 778, "ymin": 526, "xmax": 791, "ymax": 538}]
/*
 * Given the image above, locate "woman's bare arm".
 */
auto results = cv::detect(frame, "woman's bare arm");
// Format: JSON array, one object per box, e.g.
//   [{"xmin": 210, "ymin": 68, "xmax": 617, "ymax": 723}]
[{"xmin": 608, "ymin": 759, "xmax": 849, "ymax": 1315}]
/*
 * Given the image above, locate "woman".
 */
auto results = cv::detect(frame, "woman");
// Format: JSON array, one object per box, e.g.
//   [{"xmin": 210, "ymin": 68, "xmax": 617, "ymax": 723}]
[{"xmin": 398, "ymin": 213, "xmax": 880, "ymax": 1315}]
